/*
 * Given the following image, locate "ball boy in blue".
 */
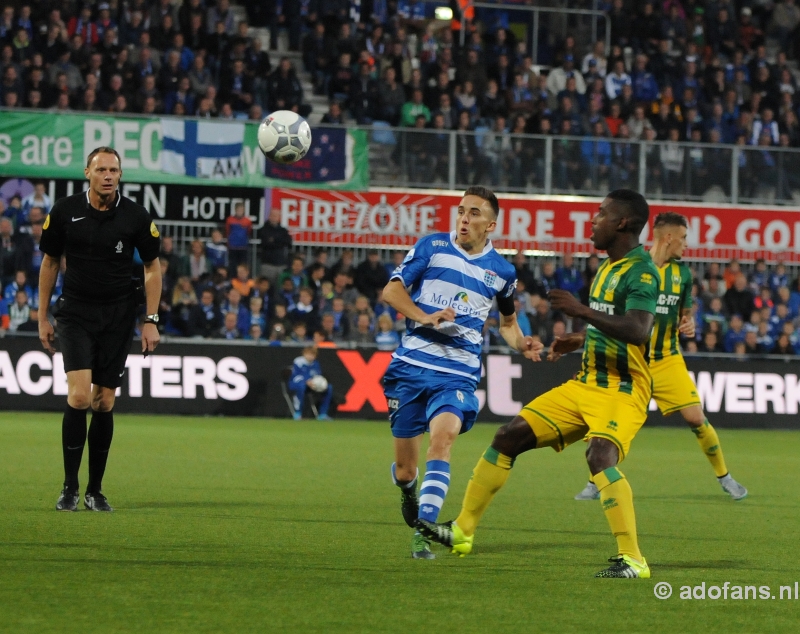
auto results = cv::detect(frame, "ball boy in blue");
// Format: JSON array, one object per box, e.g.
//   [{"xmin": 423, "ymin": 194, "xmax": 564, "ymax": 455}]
[{"xmin": 382, "ymin": 186, "xmax": 543, "ymax": 559}]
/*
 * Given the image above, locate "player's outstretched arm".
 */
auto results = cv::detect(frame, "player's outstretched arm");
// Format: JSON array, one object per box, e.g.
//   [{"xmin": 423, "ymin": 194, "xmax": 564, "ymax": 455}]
[
  {"xmin": 382, "ymin": 279, "xmax": 455, "ymax": 327},
  {"xmin": 498, "ymin": 312, "xmax": 543, "ymax": 361},
  {"xmin": 37, "ymin": 254, "xmax": 59, "ymax": 354},
  {"xmin": 549, "ymin": 289, "xmax": 653, "ymax": 345}
]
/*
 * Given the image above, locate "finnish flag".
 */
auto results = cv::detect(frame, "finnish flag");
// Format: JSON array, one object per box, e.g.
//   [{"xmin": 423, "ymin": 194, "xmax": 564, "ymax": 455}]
[{"xmin": 161, "ymin": 119, "xmax": 245, "ymax": 179}]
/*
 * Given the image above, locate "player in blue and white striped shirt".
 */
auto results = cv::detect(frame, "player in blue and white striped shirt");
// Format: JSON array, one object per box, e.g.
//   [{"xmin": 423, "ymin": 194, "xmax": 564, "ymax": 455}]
[{"xmin": 382, "ymin": 186, "xmax": 543, "ymax": 559}]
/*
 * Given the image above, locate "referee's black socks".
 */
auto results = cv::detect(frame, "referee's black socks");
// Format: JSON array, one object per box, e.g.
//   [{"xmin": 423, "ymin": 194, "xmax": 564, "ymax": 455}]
[
  {"xmin": 87, "ymin": 410, "xmax": 114, "ymax": 495},
  {"xmin": 62, "ymin": 405, "xmax": 88, "ymax": 491}
]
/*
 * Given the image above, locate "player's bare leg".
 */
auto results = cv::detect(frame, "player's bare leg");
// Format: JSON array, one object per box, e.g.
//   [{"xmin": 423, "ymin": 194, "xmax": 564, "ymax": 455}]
[
  {"xmin": 681, "ymin": 405, "xmax": 747, "ymax": 500},
  {"xmin": 393, "ymin": 435, "xmax": 422, "ymax": 527}
]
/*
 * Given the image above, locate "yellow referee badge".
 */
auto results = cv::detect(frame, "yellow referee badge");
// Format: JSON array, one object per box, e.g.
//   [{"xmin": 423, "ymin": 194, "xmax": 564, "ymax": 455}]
[
  {"xmin": 43, "ymin": 214, "xmax": 50, "ymax": 230},
  {"xmin": 150, "ymin": 221, "xmax": 159, "ymax": 237}
]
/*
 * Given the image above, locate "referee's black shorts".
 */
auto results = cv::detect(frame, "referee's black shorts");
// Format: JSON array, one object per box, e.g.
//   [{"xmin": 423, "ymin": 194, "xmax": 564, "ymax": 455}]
[{"xmin": 55, "ymin": 295, "xmax": 137, "ymax": 389}]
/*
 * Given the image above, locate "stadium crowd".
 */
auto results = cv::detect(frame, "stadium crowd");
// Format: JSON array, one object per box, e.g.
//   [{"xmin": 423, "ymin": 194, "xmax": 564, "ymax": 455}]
[
  {"xmin": 2, "ymin": 197, "xmax": 800, "ymax": 356},
  {"xmin": 1, "ymin": 1, "xmax": 799, "ymax": 194},
  {"xmin": 1, "ymin": 1, "xmax": 799, "ymax": 142}
]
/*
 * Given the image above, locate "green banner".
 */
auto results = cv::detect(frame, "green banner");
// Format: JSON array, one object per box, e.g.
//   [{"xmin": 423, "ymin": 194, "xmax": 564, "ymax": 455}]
[{"xmin": 0, "ymin": 110, "xmax": 368, "ymax": 190}]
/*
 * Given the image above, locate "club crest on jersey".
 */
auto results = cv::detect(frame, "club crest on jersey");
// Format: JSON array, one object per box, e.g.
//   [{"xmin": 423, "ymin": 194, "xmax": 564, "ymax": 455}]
[
  {"xmin": 607, "ymin": 274, "xmax": 620, "ymax": 291},
  {"xmin": 672, "ymin": 274, "xmax": 681, "ymax": 286},
  {"xmin": 484, "ymin": 269, "xmax": 497, "ymax": 287}
]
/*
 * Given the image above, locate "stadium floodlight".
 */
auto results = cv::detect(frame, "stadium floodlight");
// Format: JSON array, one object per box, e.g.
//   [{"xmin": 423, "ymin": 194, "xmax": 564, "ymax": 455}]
[{"xmin": 434, "ymin": 6, "xmax": 453, "ymax": 20}]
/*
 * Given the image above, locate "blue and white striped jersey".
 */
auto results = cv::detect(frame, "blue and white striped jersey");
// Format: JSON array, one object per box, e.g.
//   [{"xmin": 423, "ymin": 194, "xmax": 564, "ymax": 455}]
[{"xmin": 390, "ymin": 231, "xmax": 517, "ymax": 381}]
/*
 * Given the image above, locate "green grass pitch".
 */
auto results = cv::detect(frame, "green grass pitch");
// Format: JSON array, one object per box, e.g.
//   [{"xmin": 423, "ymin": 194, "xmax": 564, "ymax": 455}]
[{"xmin": 0, "ymin": 412, "xmax": 797, "ymax": 633}]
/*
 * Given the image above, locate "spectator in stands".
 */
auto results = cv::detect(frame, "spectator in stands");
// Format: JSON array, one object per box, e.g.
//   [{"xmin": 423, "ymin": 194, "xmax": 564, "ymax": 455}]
[
  {"xmin": 188, "ymin": 239, "xmax": 208, "ymax": 284},
  {"xmin": 248, "ymin": 295, "xmax": 267, "ymax": 332},
  {"xmin": 187, "ymin": 288, "xmax": 221, "ymax": 337},
  {"xmin": 170, "ymin": 276, "xmax": 198, "ymax": 336},
  {"xmin": 529, "ymin": 298, "xmax": 555, "ymax": 346},
  {"xmin": 159, "ymin": 236, "xmax": 188, "ymax": 284},
  {"xmin": 267, "ymin": 57, "xmax": 310, "ymax": 117},
  {"xmin": 3, "ymin": 269, "xmax": 32, "ymax": 305},
  {"xmin": 349, "ymin": 294, "xmax": 375, "ymax": 330},
  {"xmin": 21, "ymin": 182, "xmax": 51, "ymax": 216},
  {"xmin": 428, "ymin": 112, "xmax": 452, "ymax": 181},
  {"xmin": 482, "ymin": 115, "xmax": 513, "ymax": 186},
  {"xmin": 216, "ymin": 311, "xmax": 241, "ymax": 339},
  {"xmin": 724, "ymin": 273, "xmax": 756, "ymax": 320},
  {"xmin": 231, "ymin": 263, "xmax": 255, "ymax": 299},
  {"xmin": 205, "ymin": 228, "xmax": 228, "ymax": 273},
  {"xmin": 349, "ymin": 62, "xmax": 379, "ymax": 124},
  {"xmin": 327, "ymin": 51, "xmax": 354, "ymax": 108},
  {"xmin": 187, "ymin": 53, "xmax": 212, "ymax": 98},
  {"xmin": 605, "ymin": 59, "xmax": 631, "ymax": 100},
  {"xmin": 376, "ymin": 66, "xmax": 405, "ymax": 126},
  {"xmin": 457, "ymin": 48, "xmax": 488, "ymax": 97},
  {"xmin": 700, "ymin": 329, "xmax": 722, "ymax": 353},
  {"xmin": 306, "ymin": 263, "xmax": 327, "ymax": 300},
  {"xmin": 320, "ymin": 99, "xmax": 345, "ymax": 124},
  {"xmin": 454, "ymin": 109, "xmax": 483, "ymax": 185},
  {"xmin": 555, "ymin": 253, "xmax": 584, "ymax": 298},
  {"xmin": 221, "ymin": 287, "xmax": 250, "ymax": 335},
  {"xmin": 546, "ymin": 54, "xmax": 586, "ymax": 97},
  {"xmin": 2, "ymin": 195, "xmax": 24, "ymax": 230},
  {"xmin": 0, "ymin": 217, "xmax": 24, "ymax": 287},
  {"xmin": 225, "ymin": 202, "xmax": 252, "ymax": 274},
  {"xmin": 770, "ymin": 0, "xmax": 800, "ymax": 57},
  {"xmin": 400, "ymin": 87, "xmax": 430, "ymax": 127},
  {"xmin": 348, "ymin": 312, "xmax": 374, "ymax": 346},
  {"xmin": 375, "ymin": 313, "xmax": 400, "ymax": 350},
  {"xmin": 743, "ymin": 329, "xmax": 765, "ymax": 354},
  {"xmin": 8, "ymin": 288, "xmax": 30, "ymax": 331},
  {"xmin": 354, "ymin": 249, "xmax": 389, "ymax": 303},
  {"xmin": 772, "ymin": 333, "xmax": 795, "ymax": 355},
  {"xmin": 161, "ymin": 72, "xmax": 193, "ymax": 113},
  {"xmin": 290, "ymin": 287, "xmax": 318, "ymax": 331},
  {"xmin": 278, "ymin": 255, "xmax": 309, "ymax": 296},
  {"xmin": 323, "ymin": 293, "xmax": 348, "ymax": 330},
  {"xmin": 723, "ymin": 314, "xmax": 747, "ymax": 352}
]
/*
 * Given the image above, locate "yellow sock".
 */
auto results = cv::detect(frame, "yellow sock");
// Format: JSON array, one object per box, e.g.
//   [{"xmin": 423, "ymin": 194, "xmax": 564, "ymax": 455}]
[
  {"xmin": 455, "ymin": 447, "xmax": 514, "ymax": 537},
  {"xmin": 594, "ymin": 467, "xmax": 642, "ymax": 562},
  {"xmin": 692, "ymin": 420, "xmax": 728, "ymax": 478}
]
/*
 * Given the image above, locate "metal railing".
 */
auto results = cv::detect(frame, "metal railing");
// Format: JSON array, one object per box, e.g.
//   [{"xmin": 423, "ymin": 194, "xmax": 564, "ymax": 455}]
[{"xmin": 361, "ymin": 125, "xmax": 800, "ymax": 206}]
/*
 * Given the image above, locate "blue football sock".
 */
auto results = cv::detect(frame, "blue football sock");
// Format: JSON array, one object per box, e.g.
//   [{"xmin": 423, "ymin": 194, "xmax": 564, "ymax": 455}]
[{"xmin": 418, "ymin": 460, "xmax": 450, "ymax": 522}]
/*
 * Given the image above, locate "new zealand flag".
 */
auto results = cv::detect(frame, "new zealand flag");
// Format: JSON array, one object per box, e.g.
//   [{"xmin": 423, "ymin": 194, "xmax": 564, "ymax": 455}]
[{"xmin": 264, "ymin": 127, "xmax": 349, "ymax": 183}]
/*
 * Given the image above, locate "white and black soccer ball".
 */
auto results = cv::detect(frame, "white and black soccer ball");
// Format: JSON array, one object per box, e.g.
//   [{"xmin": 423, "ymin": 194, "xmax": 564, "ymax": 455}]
[
  {"xmin": 257, "ymin": 110, "xmax": 312, "ymax": 164},
  {"xmin": 309, "ymin": 375, "xmax": 328, "ymax": 393}
]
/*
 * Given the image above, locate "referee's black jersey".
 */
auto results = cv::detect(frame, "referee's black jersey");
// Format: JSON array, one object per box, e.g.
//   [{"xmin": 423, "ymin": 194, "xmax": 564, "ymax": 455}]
[{"xmin": 40, "ymin": 190, "xmax": 161, "ymax": 304}]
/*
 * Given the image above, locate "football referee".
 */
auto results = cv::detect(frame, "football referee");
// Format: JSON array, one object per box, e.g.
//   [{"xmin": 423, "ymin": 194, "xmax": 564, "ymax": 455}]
[{"xmin": 38, "ymin": 146, "xmax": 162, "ymax": 512}]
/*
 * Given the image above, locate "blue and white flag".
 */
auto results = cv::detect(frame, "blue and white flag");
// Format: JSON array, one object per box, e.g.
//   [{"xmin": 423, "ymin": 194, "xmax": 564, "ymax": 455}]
[{"xmin": 161, "ymin": 119, "xmax": 245, "ymax": 179}]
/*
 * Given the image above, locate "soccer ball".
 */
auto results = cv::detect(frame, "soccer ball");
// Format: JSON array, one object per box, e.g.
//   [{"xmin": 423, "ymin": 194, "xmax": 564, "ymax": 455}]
[
  {"xmin": 257, "ymin": 110, "xmax": 312, "ymax": 164},
  {"xmin": 309, "ymin": 375, "xmax": 328, "ymax": 393}
]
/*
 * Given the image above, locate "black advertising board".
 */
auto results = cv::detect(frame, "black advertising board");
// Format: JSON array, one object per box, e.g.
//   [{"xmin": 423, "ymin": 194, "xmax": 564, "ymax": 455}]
[{"xmin": 1, "ymin": 337, "xmax": 799, "ymax": 429}]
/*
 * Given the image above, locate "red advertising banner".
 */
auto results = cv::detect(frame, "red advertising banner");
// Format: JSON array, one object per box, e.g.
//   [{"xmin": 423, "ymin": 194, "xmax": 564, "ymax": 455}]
[{"xmin": 267, "ymin": 187, "xmax": 800, "ymax": 262}]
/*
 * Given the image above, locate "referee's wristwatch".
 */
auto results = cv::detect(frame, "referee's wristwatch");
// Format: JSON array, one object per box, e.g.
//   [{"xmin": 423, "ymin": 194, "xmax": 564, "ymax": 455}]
[{"xmin": 144, "ymin": 314, "xmax": 160, "ymax": 325}]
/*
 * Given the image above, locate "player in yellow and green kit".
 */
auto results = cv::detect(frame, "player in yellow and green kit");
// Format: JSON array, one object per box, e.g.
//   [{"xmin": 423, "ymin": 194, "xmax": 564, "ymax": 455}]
[
  {"xmin": 417, "ymin": 190, "xmax": 659, "ymax": 578},
  {"xmin": 574, "ymin": 212, "xmax": 747, "ymax": 501}
]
